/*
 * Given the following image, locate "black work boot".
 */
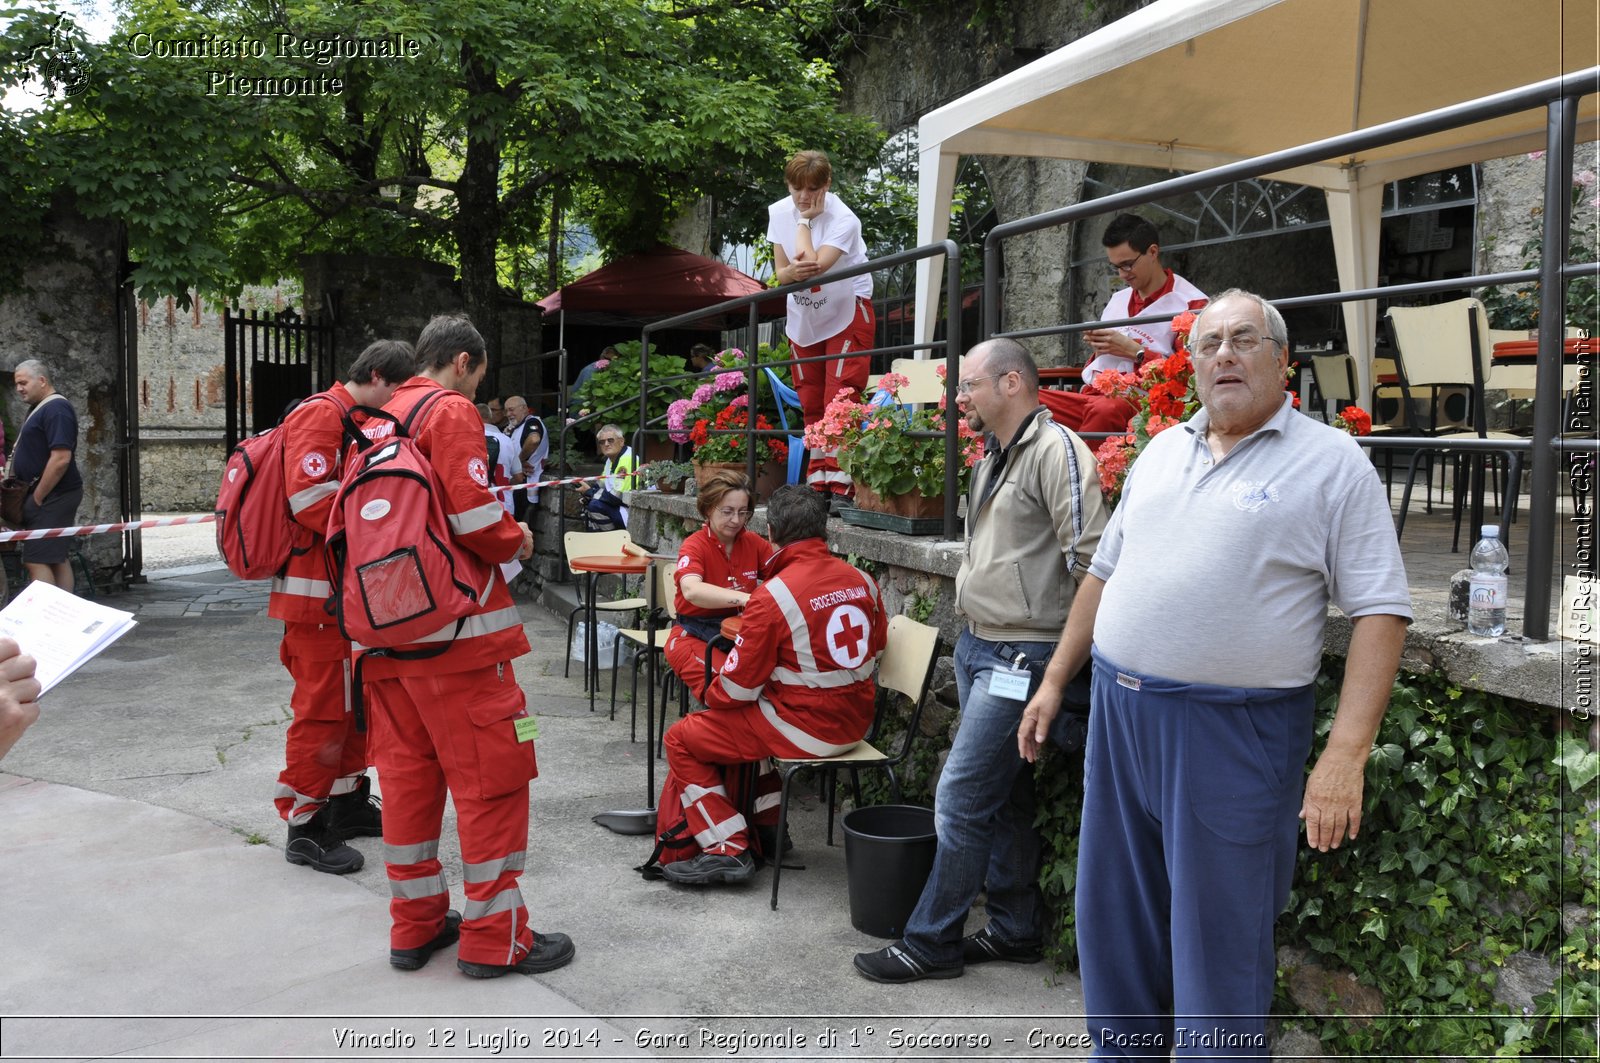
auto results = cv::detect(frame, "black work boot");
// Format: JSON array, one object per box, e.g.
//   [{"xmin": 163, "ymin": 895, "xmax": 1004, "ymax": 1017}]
[
  {"xmin": 285, "ymin": 810, "xmax": 365, "ymax": 875},
  {"xmin": 325, "ymin": 775, "xmax": 383, "ymax": 840}
]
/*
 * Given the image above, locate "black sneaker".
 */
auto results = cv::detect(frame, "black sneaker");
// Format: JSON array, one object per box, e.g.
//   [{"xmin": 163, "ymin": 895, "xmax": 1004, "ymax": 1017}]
[
  {"xmin": 325, "ymin": 776, "xmax": 383, "ymax": 840},
  {"xmin": 390, "ymin": 910, "xmax": 462, "ymax": 971},
  {"xmin": 285, "ymin": 812, "xmax": 364, "ymax": 875},
  {"xmin": 828, "ymin": 494, "xmax": 856, "ymax": 516},
  {"xmin": 756, "ymin": 824, "xmax": 795, "ymax": 857},
  {"xmin": 457, "ymin": 931, "xmax": 575, "ymax": 978},
  {"xmin": 659, "ymin": 850, "xmax": 756, "ymax": 886},
  {"xmin": 961, "ymin": 924, "xmax": 1043, "ymax": 965},
  {"xmin": 853, "ymin": 941, "xmax": 963, "ymax": 984}
]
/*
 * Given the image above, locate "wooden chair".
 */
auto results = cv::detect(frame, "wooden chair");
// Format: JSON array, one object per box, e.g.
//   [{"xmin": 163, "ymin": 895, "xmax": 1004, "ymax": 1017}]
[
  {"xmin": 610, "ymin": 560, "xmax": 680, "ymax": 733},
  {"xmin": 767, "ymin": 614, "xmax": 941, "ymax": 911},
  {"xmin": 1386, "ymin": 299, "xmax": 1524, "ymax": 548},
  {"xmin": 561, "ymin": 530, "xmax": 647, "ymax": 693},
  {"xmin": 1310, "ymin": 351, "xmax": 1412, "ymax": 501},
  {"xmin": 1485, "ymin": 327, "xmax": 1582, "ymax": 433}
]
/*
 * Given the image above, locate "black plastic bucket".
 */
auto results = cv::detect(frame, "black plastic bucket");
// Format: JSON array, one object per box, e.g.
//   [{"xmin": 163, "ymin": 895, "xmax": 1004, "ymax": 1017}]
[{"xmin": 841, "ymin": 804, "xmax": 937, "ymax": 938}]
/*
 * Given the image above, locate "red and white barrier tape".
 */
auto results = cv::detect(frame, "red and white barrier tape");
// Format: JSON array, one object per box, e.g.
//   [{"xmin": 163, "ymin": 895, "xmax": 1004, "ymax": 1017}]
[
  {"xmin": 0, "ymin": 513, "xmax": 216, "ymax": 543},
  {"xmin": 0, "ymin": 473, "xmax": 619, "ymax": 542},
  {"xmin": 490, "ymin": 473, "xmax": 608, "ymax": 497}
]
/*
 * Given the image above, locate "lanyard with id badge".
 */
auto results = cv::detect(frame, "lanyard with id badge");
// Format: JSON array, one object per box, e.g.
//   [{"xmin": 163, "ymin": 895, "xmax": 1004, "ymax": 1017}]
[{"xmin": 989, "ymin": 651, "xmax": 1034, "ymax": 701}]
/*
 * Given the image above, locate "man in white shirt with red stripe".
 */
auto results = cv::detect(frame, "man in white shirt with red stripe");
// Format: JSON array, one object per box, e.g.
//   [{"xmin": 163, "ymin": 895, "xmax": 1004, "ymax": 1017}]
[
  {"xmin": 655, "ymin": 485, "xmax": 887, "ymax": 885},
  {"xmin": 1083, "ymin": 213, "xmax": 1208, "ymax": 385},
  {"xmin": 1050, "ymin": 214, "xmax": 1209, "ymax": 435},
  {"xmin": 768, "ymin": 150, "xmax": 876, "ymax": 501}
]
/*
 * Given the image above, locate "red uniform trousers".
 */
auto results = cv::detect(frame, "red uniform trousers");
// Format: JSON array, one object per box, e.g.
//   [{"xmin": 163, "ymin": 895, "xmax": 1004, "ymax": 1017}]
[
  {"xmin": 662, "ymin": 626, "xmax": 732, "ymax": 703},
  {"xmin": 792, "ymin": 297, "xmax": 875, "ymax": 494},
  {"xmin": 365, "ymin": 663, "xmax": 538, "ymax": 965},
  {"xmin": 274, "ymin": 623, "xmax": 365, "ymax": 825},
  {"xmin": 1038, "ymin": 389, "xmax": 1140, "ymax": 435},
  {"xmin": 656, "ymin": 707, "xmax": 796, "ymax": 861}
]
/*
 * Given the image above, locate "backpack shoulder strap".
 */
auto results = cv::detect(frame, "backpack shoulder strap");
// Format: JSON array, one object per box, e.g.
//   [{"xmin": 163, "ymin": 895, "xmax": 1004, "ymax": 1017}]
[
  {"xmin": 401, "ymin": 387, "xmax": 452, "ymax": 437},
  {"xmin": 635, "ymin": 815, "xmax": 695, "ymax": 880}
]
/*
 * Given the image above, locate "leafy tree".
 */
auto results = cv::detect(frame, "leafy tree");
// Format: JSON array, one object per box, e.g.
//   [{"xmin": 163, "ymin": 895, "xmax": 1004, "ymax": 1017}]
[{"xmin": 2, "ymin": 0, "xmax": 881, "ymax": 353}]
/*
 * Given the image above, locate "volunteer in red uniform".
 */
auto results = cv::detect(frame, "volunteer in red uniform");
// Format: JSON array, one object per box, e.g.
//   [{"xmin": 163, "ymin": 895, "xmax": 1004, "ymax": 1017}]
[
  {"xmin": 1046, "ymin": 214, "xmax": 1208, "ymax": 434},
  {"xmin": 656, "ymin": 485, "xmax": 886, "ymax": 886},
  {"xmin": 272, "ymin": 340, "xmax": 413, "ymax": 875},
  {"xmin": 663, "ymin": 470, "xmax": 772, "ymax": 702},
  {"xmin": 362, "ymin": 314, "xmax": 575, "ymax": 978},
  {"xmin": 768, "ymin": 150, "xmax": 876, "ymax": 500}
]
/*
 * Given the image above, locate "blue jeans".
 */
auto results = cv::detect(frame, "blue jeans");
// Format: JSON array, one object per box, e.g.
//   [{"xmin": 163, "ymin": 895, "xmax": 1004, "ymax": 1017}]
[{"xmin": 901, "ymin": 629, "xmax": 1057, "ymax": 967}]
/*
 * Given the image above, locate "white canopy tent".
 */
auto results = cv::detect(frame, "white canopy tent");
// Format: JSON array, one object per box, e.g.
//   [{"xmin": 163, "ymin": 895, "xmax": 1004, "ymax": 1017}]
[{"xmin": 915, "ymin": 0, "xmax": 1600, "ymax": 402}]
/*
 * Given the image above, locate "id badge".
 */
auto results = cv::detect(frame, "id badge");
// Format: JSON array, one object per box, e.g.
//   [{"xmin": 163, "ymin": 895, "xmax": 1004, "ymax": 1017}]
[{"xmin": 988, "ymin": 665, "xmax": 1032, "ymax": 701}]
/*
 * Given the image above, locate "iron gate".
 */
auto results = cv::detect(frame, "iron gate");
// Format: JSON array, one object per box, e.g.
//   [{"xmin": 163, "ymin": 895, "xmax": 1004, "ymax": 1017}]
[{"xmin": 223, "ymin": 307, "xmax": 336, "ymax": 449}]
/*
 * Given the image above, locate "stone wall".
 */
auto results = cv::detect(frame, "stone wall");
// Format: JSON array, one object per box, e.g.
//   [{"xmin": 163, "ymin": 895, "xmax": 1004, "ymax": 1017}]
[
  {"xmin": 301, "ymin": 253, "xmax": 545, "ymax": 399},
  {"xmin": 134, "ymin": 254, "xmax": 547, "ymax": 512},
  {"xmin": 135, "ymin": 283, "xmax": 297, "ymax": 512},
  {"xmin": 0, "ymin": 198, "xmax": 126, "ymax": 579}
]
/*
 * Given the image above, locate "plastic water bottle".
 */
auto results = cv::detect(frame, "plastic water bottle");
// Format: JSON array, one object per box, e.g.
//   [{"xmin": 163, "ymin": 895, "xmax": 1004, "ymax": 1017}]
[{"xmin": 1467, "ymin": 525, "xmax": 1509, "ymax": 637}]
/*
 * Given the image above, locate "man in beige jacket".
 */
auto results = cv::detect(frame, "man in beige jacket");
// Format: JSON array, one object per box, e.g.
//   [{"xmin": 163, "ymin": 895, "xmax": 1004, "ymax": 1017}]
[{"xmin": 855, "ymin": 337, "xmax": 1108, "ymax": 983}]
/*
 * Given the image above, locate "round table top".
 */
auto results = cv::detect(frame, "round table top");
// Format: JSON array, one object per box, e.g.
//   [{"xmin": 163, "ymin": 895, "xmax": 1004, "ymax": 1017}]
[
  {"xmin": 1492, "ymin": 337, "xmax": 1597, "ymax": 360},
  {"xmin": 568, "ymin": 553, "xmax": 651, "ymax": 575}
]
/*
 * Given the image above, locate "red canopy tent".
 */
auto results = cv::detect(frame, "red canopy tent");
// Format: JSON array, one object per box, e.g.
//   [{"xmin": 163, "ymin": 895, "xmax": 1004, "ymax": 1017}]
[{"xmin": 537, "ymin": 244, "xmax": 785, "ymax": 329}]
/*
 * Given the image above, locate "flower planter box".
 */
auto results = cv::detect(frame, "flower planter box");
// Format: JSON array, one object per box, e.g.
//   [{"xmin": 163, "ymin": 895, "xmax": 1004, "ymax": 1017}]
[
  {"xmin": 693, "ymin": 460, "xmax": 785, "ymax": 500},
  {"xmin": 844, "ymin": 485, "xmax": 948, "ymax": 535}
]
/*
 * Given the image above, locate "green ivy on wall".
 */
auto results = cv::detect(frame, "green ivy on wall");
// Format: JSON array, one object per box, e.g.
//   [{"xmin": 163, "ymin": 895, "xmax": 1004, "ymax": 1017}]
[{"xmin": 857, "ymin": 654, "xmax": 1596, "ymax": 1058}]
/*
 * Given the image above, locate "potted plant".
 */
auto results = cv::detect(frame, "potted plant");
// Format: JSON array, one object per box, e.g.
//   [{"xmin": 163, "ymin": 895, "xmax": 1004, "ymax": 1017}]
[
  {"xmin": 667, "ymin": 358, "xmax": 790, "ymax": 497},
  {"xmin": 571, "ymin": 340, "xmax": 686, "ymax": 457},
  {"xmin": 637, "ymin": 459, "xmax": 694, "ymax": 494},
  {"xmin": 804, "ymin": 368, "xmax": 985, "ymax": 524}
]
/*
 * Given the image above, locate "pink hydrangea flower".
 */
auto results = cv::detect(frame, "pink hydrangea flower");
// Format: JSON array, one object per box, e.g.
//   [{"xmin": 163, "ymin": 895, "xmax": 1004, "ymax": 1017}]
[
  {"xmin": 714, "ymin": 371, "xmax": 745, "ymax": 392},
  {"xmin": 594, "ymin": 359, "xmax": 610, "ymax": 370},
  {"xmin": 691, "ymin": 383, "xmax": 715, "ymax": 407},
  {"xmin": 666, "ymin": 398, "xmax": 696, "ymax": 443}
]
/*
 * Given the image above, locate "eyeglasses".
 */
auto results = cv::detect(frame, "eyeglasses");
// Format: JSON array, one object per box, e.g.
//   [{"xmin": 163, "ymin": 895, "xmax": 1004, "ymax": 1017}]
[
  {"xmin": 1107, "ymin": 248, "xmax": 1149, "ymax": 275},
  {"xmin": 1192, "ymin": 331, "xmax": 1283, "ymax": 360},
  {"xmin": 598, "ymin": 436, "xmax": 623, "ymax": 445},
  {"xmin": 956, "ymin": 372, "xmax": 1010, "ymax": 396},
  {"xmin": 714, "ymin": 506, "xmax": 753, "ymax": 520}
]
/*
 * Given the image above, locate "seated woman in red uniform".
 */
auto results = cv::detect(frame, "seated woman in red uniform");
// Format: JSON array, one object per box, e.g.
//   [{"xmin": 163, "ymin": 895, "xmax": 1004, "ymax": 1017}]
[{"xmin": 664, "ymin": 470, "xmax": 773, "ymax": 701}]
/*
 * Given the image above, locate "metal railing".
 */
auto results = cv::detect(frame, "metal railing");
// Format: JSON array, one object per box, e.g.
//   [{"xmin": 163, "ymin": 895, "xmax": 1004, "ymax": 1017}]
[
  {"xmin": 979, "ymin": 68, "xmax": 1598, "ymax": 642},
  {"xmin": 636, "ymin": 241, "xmax": 967, "ymax": 539}
]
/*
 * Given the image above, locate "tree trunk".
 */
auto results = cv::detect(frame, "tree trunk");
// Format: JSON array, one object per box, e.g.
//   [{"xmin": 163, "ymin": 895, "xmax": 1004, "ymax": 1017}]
[{"xmin": 456, "ymin": 45, "xmax": 505, "ymax": 390}]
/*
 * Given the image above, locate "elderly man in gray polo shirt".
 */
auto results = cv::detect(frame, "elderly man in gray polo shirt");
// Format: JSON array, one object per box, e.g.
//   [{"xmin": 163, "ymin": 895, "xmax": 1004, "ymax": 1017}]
[{"xmin": 1020, "ymin": 289, "xmax": 1411, "ymax": 1058}]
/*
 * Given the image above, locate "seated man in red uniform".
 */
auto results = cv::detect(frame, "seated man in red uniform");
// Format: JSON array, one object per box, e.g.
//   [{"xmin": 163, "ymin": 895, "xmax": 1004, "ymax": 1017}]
[
  {"xmin": 1045, "ymin": 213, "xmax": 1208, "ymax": 434},
  {"xmin": 655, "ymin": 485, "xmax": 887, "ymax": 886},
  {"xmin": 663, "ymin": 469, "xmax": 772, "ymax": 702}
]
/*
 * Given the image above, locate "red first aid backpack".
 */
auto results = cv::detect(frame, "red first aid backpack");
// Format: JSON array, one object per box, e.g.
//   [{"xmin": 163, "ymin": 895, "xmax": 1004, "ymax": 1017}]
[
  {"xmin": 214, "ymin": 393, "xmax": 345, "ymax": 580},
  {"xmin": 324, "ymin": 389, "xmax": 491, "ymax": 652}
]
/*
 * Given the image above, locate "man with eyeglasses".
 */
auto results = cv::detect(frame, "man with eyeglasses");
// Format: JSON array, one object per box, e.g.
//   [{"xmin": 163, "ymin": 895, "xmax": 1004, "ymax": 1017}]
[
  {"xmin": 855, "ymin": 337, "xmax": 1108, "ymax": 983},
  {"xmin": 1019, "ymin": 290, "xmax": 1410, "ymax": 1056},
  {"xmin": 1082, "ymin": 213, "xmax": 1208, "ymax": 387}
]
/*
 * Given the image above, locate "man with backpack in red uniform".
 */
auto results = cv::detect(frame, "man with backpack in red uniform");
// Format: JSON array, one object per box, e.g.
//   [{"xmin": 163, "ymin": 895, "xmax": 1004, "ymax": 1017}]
[
  {"xmin": 272, "ymin": 340, "xmax": 415, "ymax": 875},
  {"xmin": 653, "ymin": 485, "xmax": 886, "ymax": 886},
  {"xmin": 358, "ymin": 315, "xmax": 574, "ymax": 978}
]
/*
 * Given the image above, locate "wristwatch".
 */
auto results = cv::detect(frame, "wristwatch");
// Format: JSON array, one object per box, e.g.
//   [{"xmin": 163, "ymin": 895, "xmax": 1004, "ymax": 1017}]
[{"xmin": 796, "ymin": 217, "xmax": 812, "ymax": 229}]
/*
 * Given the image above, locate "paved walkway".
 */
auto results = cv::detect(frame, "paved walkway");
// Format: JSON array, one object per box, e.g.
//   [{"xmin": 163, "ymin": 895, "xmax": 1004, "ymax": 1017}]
[{"xmin": 0, "ymin": 564, "xmax": 1084, "ymax": 1062}]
